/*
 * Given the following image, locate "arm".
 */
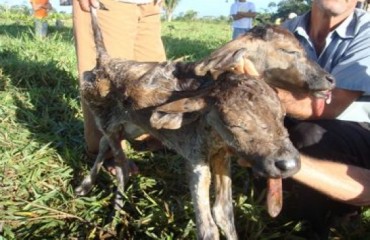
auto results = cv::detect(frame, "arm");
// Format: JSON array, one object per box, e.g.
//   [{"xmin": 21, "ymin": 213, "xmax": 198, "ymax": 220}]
[
  {"xmin": 237, "ymin": 153, "xmax": 370, "ymax": 206},
  {"xmin": 292, "ymin": 154, "xmax": 370, "ymax": 206},
  {"xmin": 232, "ymin": 11, "xmax": 257, "ymax": 21},
  {"xmin": 30, "ymin": 0, "xmax": 52, "ymax": 11}
]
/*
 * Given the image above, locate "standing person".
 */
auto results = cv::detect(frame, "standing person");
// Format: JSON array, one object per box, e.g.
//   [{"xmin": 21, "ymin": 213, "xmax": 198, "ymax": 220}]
[
  {"xmin": 230, "ymin": 0, "xmax": 256, "ymax": 39},
  {"xmin": 73, "ymin": 0, "xmax": 166, "ymax": 171},
  {"xmin": 30, "ymin": 0, "xmax": 52, "ymax": 37}
]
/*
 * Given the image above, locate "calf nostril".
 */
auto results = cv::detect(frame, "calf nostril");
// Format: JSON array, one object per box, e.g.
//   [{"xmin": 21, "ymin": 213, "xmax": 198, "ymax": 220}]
[
  {"xmin": 275, "ymin": 159, "xmax": 297, "ymax": 171},
  {"xmin": 326, "ymin": 75, "xmax": 335, "ymax": 85}
]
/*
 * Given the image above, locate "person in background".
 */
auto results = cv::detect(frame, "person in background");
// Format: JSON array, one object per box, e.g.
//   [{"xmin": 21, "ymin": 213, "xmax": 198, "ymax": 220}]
[
  {"xmin": 29, "ymin": 0, "xmax": 52, "ymax": 37},
  {"xmin": 229, "ymin": 0, "xmax": 256, "ymax": 39},
  {"xmin": 238, "ymin": 0, "xmax": 370, "ymax": 236},
  {"xmin": 73, "ymin": 0, "xmax": 166, "ymax": 172}
]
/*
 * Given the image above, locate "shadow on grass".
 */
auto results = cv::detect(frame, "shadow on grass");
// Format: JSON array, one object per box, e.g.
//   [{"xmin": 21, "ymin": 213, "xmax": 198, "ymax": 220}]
[
  {"xmin": 0, "ymin": 20, "xmax": 87, "ymax": 191},
  {"xmin": 0, "ymin": 20, "xmax": 74, "ymax": 43},
  {"xmin": 0, "ymin": 47, "xmax": 85, "ymax": 170},
  {"xmin": 162, "ymin": 35, "xmax": 218, "ymax": 61}
]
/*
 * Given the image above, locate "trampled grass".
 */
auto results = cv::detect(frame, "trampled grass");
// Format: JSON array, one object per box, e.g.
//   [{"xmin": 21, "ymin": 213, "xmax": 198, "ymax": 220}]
[{"xmin": 1, "ymin": 11, "xmax": 370, "ymax": 240}]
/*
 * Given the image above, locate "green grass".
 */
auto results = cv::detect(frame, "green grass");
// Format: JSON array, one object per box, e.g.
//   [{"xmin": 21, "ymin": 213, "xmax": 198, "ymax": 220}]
[{"xmin": 1, "ymin": 11, "xmax": 370, "ymax": 239}]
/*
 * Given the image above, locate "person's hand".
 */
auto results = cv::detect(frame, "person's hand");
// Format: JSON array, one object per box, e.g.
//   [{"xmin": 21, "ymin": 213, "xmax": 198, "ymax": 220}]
[
  {"xmin": 276, "ymin": 88, "xmax": 362, "ymax": 120},
  {"xmin": 155, "ymin": 0, "xmax": 163, "ymax": 6},
  {"xmin": 45, "ymin": 2, "xmax": 52, "ymax": 10},
  {"xmin": 77, "ymin": 0, "xmax": 99, "ymax": 12},
  {"xmin": 276, "ymin": 88, "xmax": 324, "ymax": 119}
]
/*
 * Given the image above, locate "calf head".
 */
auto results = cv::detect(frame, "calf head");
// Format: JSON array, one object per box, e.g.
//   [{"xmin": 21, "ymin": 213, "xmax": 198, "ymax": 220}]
[
  {"xmin": 207, "ymin": 73, "xmax": 300, "ymax": 178},
  {"xmin": 195, "ymin": 25, "xmax": 334, "ymax": 101}
]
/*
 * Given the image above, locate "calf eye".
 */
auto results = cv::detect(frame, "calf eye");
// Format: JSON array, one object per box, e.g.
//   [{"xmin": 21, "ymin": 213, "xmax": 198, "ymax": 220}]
[{"xmin": 280, "ymin": 48, "xmax": 298, "ymax": 55}]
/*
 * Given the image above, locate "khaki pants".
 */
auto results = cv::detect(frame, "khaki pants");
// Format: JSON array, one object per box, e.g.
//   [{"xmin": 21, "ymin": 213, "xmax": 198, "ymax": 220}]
[{"xmin": 73, "ymin": 0, "xmax": 166, "ymax": 155}]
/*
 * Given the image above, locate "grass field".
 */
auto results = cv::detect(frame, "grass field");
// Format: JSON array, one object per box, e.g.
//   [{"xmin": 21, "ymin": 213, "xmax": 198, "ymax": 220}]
[{"xmin": 1, "ymin": 10, "xmax": 370, "ymax": 240}]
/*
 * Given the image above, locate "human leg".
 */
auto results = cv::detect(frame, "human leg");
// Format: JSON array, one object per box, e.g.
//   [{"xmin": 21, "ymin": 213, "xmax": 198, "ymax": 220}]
[
  {"xmin": 232, "ymin": 27, "xmax": 249, "ymax": 40},
  {"xmin": 127, "ymin": 3, "xmax": 167, "ymax": 151},
  {"xmin": 135, "ymin": 3, "xmax": 166, "ymax": 62},
  {"xmin": 282, "ymin": 118, "xmax": 370, "ymax": 238},
  {"xmin": 232, "ymin": 28, "xmax": 243, "ymax": 40},
  {"xmin": 73, "ymin": 0, "xmax": 165, "ymax": 155}
]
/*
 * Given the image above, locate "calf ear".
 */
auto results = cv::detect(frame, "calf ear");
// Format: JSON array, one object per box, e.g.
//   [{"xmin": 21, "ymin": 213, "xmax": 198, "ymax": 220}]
[
  {"xmin": 150, "ymin": 111, "xmax": 201, "ymax": 129},
  {"xmin": 150, "ymin": 98, "xmax": 207, "ymax": 129},
  {"xmin": 157, "ymin": 98, "xmax": 206, "ymax": 113},
  {"xmin": 194, "ymin": 48, "xmax": 248, "ymax": 77},
  {"xmin": 150, "ymin": 112, "xmax": 184, "ymax": 129}
]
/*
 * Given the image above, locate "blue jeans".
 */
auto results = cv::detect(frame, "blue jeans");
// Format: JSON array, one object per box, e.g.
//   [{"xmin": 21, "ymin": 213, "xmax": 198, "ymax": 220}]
[
  {"xmin": 34, "ymin": 20, "xmax": 48, "ymax": 38},
  {"xmin": 232, "ymin": 27, "xmax": 250, "ymax": 40}
]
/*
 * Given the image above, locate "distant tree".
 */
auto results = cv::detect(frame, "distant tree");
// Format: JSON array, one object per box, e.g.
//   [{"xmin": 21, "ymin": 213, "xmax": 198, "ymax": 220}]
[
  {"xmin": 9, "ymin": 5, "xmax": 30, "ymax": 15},
  {"xmin": 216, "ymin": 15, "xmax": 230, "ymax": 22},
  {"xmin": 255, "ymin": 11, "xmax": 274, "ymax": 25},
  {"xmin": 268, "ymin": 2, "xmax": 277, "ymax": 8},
  {"xmin": 272, "ymin": 0, "xmax": 311, "ymax": 22},
  {"xmin": 163, "ymin": 0, "xmax": 181, "ymax": 22},
  {"xmin": 177, "ymin": 10, "xmax": 198, "ymax": 21}
]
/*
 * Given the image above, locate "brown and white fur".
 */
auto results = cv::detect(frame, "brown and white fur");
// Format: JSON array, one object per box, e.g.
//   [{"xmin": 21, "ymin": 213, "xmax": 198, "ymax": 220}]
[{"xmin": 76, "ymin": 5, "xmax": 334, "ymax": 240}]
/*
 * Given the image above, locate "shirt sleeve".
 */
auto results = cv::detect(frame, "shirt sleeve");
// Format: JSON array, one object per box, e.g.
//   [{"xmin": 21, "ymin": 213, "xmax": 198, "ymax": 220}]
[
  {"xmin": 249, "ymin": 2, "xmax": 256, "ymax": 12},
  {"xmin": 230, "ymin": 3, "xmax": 237, "ymax": 15}
]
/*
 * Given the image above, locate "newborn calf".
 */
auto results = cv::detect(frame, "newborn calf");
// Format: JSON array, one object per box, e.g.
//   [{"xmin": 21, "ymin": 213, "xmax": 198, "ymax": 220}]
[{"xmin": 76, "ymin": 5, "xmax": 334, "ymax": 240}]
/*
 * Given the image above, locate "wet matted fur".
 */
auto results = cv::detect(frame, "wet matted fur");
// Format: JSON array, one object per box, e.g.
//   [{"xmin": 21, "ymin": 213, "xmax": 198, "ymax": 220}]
[{"xmin": 76, "ymin": 6, "xmax": 334, "ymax": 240}]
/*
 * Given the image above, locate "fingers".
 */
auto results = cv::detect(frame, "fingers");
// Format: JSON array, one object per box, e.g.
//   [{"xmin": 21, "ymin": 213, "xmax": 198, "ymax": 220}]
[
  {"xmin": 78, "ymin": 0, "xmax": 99, "ymax": 12},
  {"xmin": 78, "ymin": 0, "xmax": 90, "ymax": 12},
  {"xmin": 155, "ymin": 0, "xmax": 163, "ymax": 6},
  {"xmin": 90, "ymin": 0, "xmax": 100, "ymax": 9}
]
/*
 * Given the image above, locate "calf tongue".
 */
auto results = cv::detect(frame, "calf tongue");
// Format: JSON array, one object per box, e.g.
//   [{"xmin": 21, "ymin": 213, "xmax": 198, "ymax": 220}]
[{"xmin": 266, "ymin": 177, "xmax": 283, "ymax": 218}]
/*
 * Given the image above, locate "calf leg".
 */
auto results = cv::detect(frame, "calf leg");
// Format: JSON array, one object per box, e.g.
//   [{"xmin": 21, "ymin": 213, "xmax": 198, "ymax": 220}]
[
  {"xmin": 105, "ymin": 132, "xmax": 130, "ymax": 210},
  {"xmin": 211, "ymin": 149, "xmax": 237, "ymax": 240},
  {"xmin": 189, "ymin": 161, "xmax": 220, "ymax": 240},
  {"xmin": 76, "ymin": 136, "xmax": 111, "ymax": 196}
]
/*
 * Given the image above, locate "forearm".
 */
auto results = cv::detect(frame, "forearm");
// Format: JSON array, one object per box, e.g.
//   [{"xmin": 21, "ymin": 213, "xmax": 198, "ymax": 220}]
[
  {"xmin": 232, "ymin": 12, "xmax": 256, "ymax": 20},
  {"xmin": 292, "ymin": 154, "xmax": 370, "ymax": 206}
]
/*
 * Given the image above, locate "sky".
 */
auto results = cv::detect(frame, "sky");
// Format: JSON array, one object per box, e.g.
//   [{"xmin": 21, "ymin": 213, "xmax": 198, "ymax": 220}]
[
  {"xmin": 174, "ymin": 0, "xmax": 278, "ymax": 17},
  {"xmin": 1, "ymin": 0, "xmax": 279, "ymax": 16}
]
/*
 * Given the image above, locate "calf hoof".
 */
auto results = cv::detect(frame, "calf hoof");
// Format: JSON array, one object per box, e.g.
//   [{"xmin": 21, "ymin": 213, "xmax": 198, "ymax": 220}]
[{"xmin": 75, "ymin": 177, "xmax": 93, "ymax": 196}]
